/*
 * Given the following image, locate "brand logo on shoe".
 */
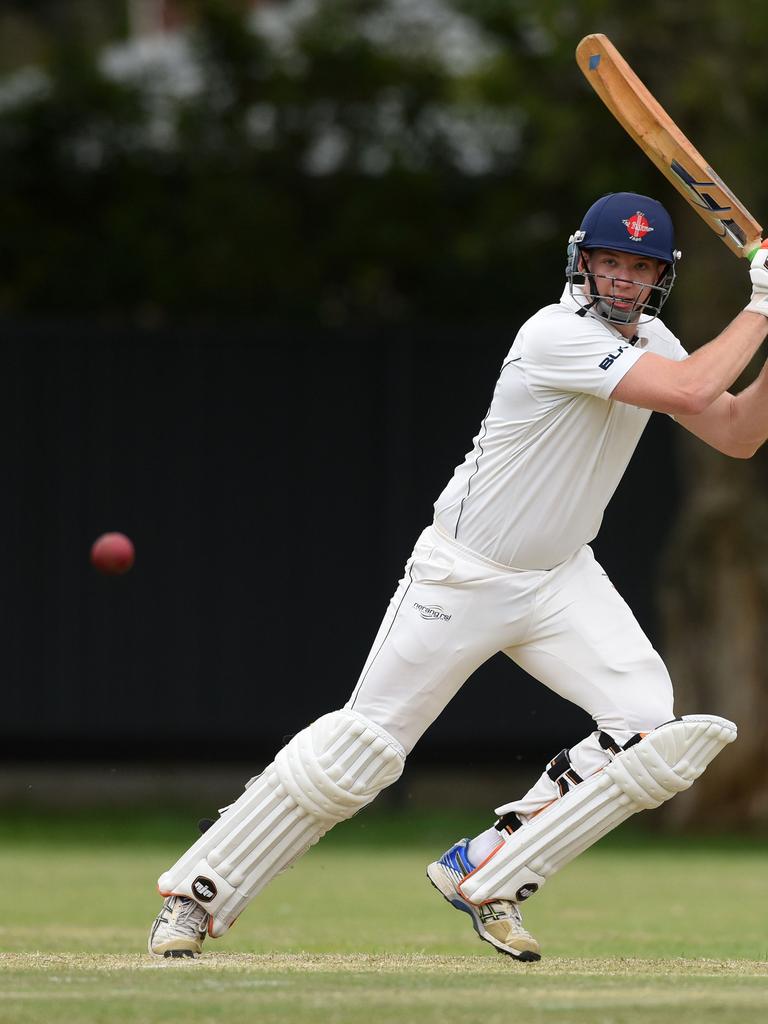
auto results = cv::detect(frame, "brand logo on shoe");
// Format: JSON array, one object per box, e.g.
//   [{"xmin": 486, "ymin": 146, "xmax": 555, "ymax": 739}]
[
  {"xmin": 515, "ymin": 883, "xmax": 539, "ymax": 902},
  {"xmin": 192, "ymin": 876, "xmax": 217, "ymax": 902},
  {"xmin": 413, "ymin": 602, "xmax": 452, "ymax": 622}
]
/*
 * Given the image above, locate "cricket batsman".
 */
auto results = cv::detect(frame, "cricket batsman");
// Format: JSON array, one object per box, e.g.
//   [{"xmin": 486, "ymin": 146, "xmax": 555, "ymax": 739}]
[{"xmin": 149, "ymin": 192, "xmax": 768, "ymax": 960}]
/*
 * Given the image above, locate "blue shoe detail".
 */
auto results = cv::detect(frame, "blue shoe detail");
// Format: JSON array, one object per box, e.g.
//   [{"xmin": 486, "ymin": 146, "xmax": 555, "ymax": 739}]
[
  {"xmin": 439, "ymin": 839, "xmax": 476, "ymax": 878},
  {"xmin": 436, "ymin": 840, "xmax": 485, "ymax": 933}
]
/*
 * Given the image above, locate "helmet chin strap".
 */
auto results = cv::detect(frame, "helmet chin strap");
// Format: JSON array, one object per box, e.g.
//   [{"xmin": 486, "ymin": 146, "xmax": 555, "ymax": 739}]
[
  {"xmin": 575, "ymin": 294, "xmax": 600, "ymax": 318},
  {"xmin": 574, "ymin": 254, "xmax": 601, "ymax": 318},
  {"xmin": 575, "ymin": 259, "xmax": 612, "ymax": 320}
]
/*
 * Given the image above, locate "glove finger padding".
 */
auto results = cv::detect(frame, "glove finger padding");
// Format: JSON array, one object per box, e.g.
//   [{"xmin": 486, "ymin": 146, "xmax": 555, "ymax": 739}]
[{"xmin": 745, "ymin": 240, "xmax": 768, "ymax": 316}]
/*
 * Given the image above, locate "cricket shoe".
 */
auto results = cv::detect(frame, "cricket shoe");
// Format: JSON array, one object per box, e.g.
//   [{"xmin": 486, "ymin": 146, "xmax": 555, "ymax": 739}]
[
  {"xmin": 148, "ymin": 895, "xmax": 210, "ymax": 959},
  {"xmin": 426, "ymin": 839, "xmax": 541, "ymax": 961}
]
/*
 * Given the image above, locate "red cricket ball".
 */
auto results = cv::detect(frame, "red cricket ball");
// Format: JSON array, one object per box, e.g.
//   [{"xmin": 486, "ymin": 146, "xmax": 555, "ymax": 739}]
[{"xmin": 90, "ymin": 532, "xmax": 135, "ymax": 575}]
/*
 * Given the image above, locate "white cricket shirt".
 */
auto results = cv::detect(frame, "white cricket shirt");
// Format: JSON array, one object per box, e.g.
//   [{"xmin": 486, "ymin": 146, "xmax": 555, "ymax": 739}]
[{"xmin": 433, "ymin": 285, "xmax": 688, "ymax": 570}]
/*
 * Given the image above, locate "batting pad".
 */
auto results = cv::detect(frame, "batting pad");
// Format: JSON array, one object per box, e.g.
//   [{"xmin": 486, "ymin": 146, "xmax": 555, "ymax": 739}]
[
  {"xmin": 458, "ymin": 714, "xmax": 736, "ymax": 906},
  {"xmin": 157, "ymin": 709, "xmax": 405, "ymax": 936}
]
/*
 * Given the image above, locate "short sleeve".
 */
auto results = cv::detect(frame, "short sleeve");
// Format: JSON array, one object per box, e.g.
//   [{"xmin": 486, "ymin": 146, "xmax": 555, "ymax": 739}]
[
  {"xmin": 518, "ymin": 312, "xmax": 645, "ymax": 400},
  {"xmin": 651, "ymin": 326, "xmax": 688, "ymax": 362}
]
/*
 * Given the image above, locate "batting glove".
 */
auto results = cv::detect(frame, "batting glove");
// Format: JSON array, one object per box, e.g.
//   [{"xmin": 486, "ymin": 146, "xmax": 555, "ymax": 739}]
[{"xmin": 745, "ymin": 240, "xmax": 768, "ymax": 317}]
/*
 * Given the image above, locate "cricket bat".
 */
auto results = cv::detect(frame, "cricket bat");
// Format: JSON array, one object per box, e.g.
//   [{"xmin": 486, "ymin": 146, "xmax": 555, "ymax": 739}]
[{"xmin": 576, "ymin": 33, "xmax": 763, "ymax": 260}]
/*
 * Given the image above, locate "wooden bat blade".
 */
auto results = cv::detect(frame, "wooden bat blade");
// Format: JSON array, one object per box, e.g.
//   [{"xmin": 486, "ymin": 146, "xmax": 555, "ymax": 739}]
[{"xmin": 576, "ymin": 33, "xmax": 763, "ymax": 259}]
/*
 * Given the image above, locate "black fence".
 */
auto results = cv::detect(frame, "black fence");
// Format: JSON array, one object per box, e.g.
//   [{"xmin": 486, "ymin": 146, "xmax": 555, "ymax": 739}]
[{"xmin": 3, "ymin": 319, "xmax": 679, "ymax": 765}]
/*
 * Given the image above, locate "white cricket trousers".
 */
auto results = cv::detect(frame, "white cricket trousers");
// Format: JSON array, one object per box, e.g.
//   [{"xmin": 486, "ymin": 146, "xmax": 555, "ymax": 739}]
[{"xmin": 345, "ymin": 523, "xmax": 674, "ymax": 815}]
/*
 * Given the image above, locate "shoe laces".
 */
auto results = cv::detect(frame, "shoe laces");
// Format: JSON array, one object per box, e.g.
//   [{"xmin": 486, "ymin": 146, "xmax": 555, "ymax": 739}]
[{"xmin": 171, "ymin": 897, "xmax": 209, "ymax": 937}]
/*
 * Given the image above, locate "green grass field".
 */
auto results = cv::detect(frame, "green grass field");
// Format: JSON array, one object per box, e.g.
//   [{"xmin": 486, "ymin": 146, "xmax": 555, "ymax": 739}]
[{"xmin": 0, "ymin": 810, "xmax": 766, "ymax": 1023}]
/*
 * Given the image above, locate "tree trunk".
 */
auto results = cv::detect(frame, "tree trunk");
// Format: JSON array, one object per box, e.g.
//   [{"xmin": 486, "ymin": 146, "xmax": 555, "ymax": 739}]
[
  {"xmin": 657, "ymin": 211, "xmax": 768, "ymax": 829},
  {"xmin": 658, "ymin": 435, "xmax": 768, "ymax": 828}
]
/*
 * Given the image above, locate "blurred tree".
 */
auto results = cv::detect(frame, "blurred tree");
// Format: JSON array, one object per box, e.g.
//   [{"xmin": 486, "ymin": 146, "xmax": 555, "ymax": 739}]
[
  {"xmin": 0, "ymin": 0, "xmax": 661, "ymax": 323},
  {"xmin": 0, "ymin": 0, "xmax": 127, "ymax": 72},
  {"xmin": 1, "ymin": 0, "xmax": 767, "ymax": 825}
]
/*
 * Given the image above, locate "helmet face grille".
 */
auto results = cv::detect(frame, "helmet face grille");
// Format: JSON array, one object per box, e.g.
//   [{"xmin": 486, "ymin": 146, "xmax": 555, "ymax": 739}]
[{"xmin": 588, "ymin": 275, "xmax": 668, "ymax": 323}]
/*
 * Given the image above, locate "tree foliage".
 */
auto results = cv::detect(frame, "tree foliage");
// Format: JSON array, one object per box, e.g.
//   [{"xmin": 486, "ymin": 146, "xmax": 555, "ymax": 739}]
[
  {"xmin": 4, "ymin": 0, "xmax": 768, "ymax": 823},
  {"xmin": 0, "ymin": 0, "xmax": 653, "ymax": 323},
  {"xmin": 2, "ymin": 1, "xmax": 768, "ymax": 325}
]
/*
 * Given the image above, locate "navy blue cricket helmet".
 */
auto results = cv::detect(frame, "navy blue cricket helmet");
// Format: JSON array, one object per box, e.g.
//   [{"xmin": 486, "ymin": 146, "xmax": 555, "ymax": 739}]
[{"xmin": 566, "ymin": 192, "xmax": 682, "ymax": 324}]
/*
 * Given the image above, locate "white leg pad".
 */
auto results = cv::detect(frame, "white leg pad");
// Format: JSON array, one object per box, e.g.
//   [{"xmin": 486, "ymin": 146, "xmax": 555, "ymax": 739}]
[
  {"xmin": 458, "ymin": 714, "xmax": 736, "ymax": 906},
  {"xmin": 157, "ymin": 709, "xmax": 405, "ymax": 936}
]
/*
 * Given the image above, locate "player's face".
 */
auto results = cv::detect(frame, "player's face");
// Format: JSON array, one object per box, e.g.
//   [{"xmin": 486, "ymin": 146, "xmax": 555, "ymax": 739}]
[{"xmin": 581, "ymin": 248, "xmax": 664, "ymax": 314}]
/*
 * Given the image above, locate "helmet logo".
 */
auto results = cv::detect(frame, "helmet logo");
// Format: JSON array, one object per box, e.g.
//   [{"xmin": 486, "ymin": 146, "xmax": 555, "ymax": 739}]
[{"xmin": 622, "ymin": 211, "xmax": 654, "ymax": 242}]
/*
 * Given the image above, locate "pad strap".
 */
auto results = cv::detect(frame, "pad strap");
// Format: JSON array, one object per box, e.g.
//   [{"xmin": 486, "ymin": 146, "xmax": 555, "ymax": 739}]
[
  {"xmin": 598, "ymin": 729, "xmax": 645, "ymax": 757},
  {"xmin": 546, "ymin": 748, "xmax": 584, "ymax": 795},
  {"xmin": 495, "ymin": 811, "xmax": 524, "ymax": 835}
]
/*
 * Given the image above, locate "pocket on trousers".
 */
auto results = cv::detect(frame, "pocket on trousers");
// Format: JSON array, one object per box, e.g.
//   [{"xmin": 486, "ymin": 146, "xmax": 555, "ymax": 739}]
[
  {"xmin": 391, "ymin": 552, "xmax": 461, "ymax": 665},
  {"xmin": 408, "ymin": 545, "xmax": 455, "ymax": 586}
]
